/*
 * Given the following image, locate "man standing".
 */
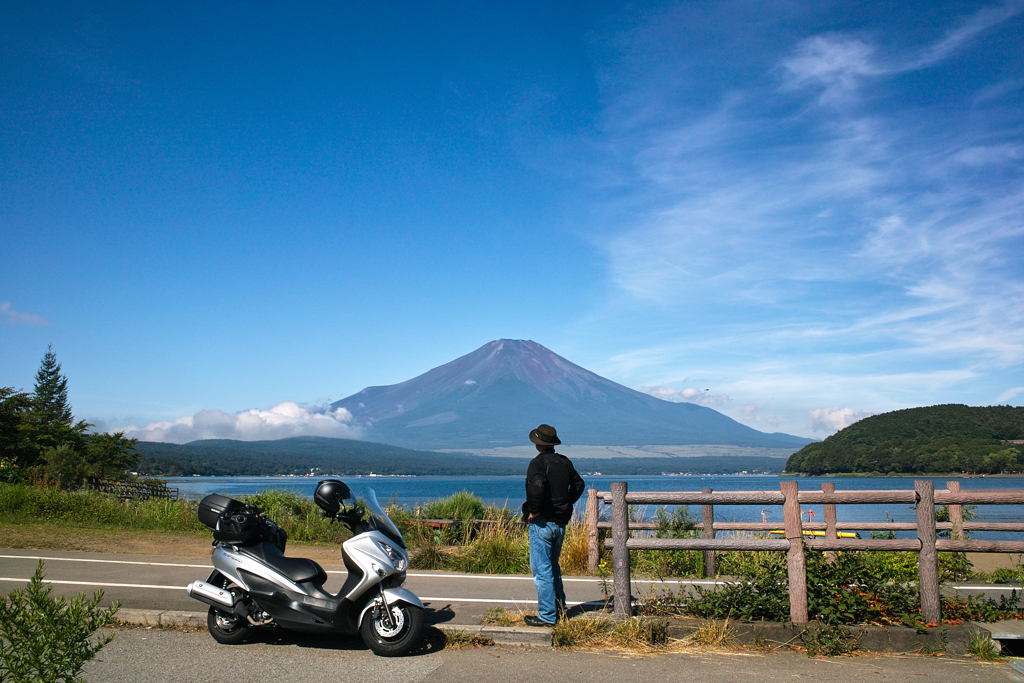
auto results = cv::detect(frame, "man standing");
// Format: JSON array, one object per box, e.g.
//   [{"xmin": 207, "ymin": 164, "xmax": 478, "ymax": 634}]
[{"xmin": 522, "ymin": 424, "xmax": 585, "ymax": 627}]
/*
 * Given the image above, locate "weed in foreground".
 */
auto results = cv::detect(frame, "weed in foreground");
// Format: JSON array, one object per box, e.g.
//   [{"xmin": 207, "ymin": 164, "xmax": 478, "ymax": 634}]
[
  {"xmin": 552, "ymin": 615, "xmax": 612, "ymax": 648},
  {"xmin": 409, "ymin": 538, "xmax": 450, "ymax": 570},
  {"xmin": 611, "ymin": 617, "xmax": 668, "ymax": 648},
  {"xmin": 802, "ymin": 623, "xmax": 859, "ymax": 658},
  {"xmin": 967, "ymin": 630, "xmax": 1001, "ymax": 662},
  {"xmin": 636, "ymin": 583, "xmax": 687, "ymax": 617},
  {"xmin": 689, "ymin": 619, "xmax": 734, "ymax": 648},
  {"xmin": 483, "ymin": 607, "xmax": 534, "ymax": 627},
  {"xmin": 443, "ymin": 630, "xmax": 495, "ymax": 649},
  {"xmin": 0, "ymin": 561, "xmax": 120, "ymax": 682}
]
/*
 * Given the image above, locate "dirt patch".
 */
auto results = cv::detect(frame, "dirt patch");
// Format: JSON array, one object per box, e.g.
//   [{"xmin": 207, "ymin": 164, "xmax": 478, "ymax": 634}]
[{"xmin": 0, "ymin": 521, "xmax": 344, "ymax": 564}]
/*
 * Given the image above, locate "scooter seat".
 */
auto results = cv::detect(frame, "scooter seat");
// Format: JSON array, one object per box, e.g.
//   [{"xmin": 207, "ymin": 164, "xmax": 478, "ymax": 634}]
[{"xmin": 241, "ymin": 542, "xmax": 328, "ymax": 585}]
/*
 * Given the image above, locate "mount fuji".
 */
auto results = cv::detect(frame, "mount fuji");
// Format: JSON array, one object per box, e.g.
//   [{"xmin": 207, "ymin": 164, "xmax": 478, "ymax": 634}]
[{"xmin": 331, "ymin": 340, "xmax": 813, "ymax": 451}]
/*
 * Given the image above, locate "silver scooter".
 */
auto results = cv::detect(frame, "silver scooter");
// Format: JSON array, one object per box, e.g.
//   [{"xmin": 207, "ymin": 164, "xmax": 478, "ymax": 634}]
[{"xmin": 186, "ymin": 480, "xmax": 424, "ymax": 656}]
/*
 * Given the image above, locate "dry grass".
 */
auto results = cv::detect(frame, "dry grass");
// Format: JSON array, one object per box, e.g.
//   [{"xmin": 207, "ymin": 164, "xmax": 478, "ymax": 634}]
[
  {"xmin": 550, "ymin": 614, "xmax": 677, "ymax": 652},
  {"xmin": 559, "ymin": 521, "xmax": 590, "ymax": 575},
  {"xmin": 611, "ymin": 617, "xmax": 669, "ymax": 649},
  {"xmin": 443, "ymin": 629, "xmax": 495, "ymax": 649},
  {"xmin": 687, "ymin": 619, "xmax": 735, "ymax": 648},
  {"xmin": 552, "ymin": 615, "xmax": 613, "ymax": 647},
  {"xmin": 483, "ymin": 606, "xmax": 535, "ymax": 627}
]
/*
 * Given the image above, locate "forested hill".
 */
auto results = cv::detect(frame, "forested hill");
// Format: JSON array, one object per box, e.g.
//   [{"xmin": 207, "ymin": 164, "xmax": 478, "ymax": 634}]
[
  {"xmin": 784, "ymin": 405, "xmax": 1024, "ymax": 475},
  {"xmin": 134, "ymin": 436, "xmax": 789, "ymax": 476}
]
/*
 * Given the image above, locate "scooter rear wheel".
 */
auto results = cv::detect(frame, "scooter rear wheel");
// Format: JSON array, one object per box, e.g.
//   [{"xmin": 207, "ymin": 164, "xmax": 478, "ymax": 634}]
[
  {"xmin": 360, "ymin": 602, "xmax": 423, "ymax": 656},
  {"xmin": 207, "ymin": 606, "xmax": 249, "ymax": 645}
]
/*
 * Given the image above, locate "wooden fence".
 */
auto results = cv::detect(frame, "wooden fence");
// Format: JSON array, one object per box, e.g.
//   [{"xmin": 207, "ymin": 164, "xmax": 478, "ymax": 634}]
[
  {"xmin": 87, "ymin": 479, "xmax": 179, "ymax": 501},
  {"xmin": 584, "ymin": 480, "xmax": 1024, "ymax": 623}
]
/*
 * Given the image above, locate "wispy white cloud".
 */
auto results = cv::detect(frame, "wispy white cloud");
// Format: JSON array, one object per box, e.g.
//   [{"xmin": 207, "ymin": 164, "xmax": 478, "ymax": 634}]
[
  {"xmin": 809, "ymin": 407, "xmax": 875, "ymax": 433},
  {"xmin": 0, "ymin": 302, "xmax": 49, "ymax": 326},
  {"xmin": 994, "ymin": 387, "xmax": 1024, "ymax": 404},
  {"xmin": 910, "ymin": 2, "xmax": 1024, "ymax": 68},
  {"xmin": 584, "ymin": 2, "xmax": 1024, "ymax": 438},
  {"xmin": 122, "ymin": 402, "xmax": 363, "ymax": 444}
]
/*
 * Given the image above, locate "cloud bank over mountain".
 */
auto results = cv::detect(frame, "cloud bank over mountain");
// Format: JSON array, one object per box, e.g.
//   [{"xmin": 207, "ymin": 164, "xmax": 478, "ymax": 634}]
[{"xmin": 122, "ymin": 402, "xmax": 361, "ymax": 444}]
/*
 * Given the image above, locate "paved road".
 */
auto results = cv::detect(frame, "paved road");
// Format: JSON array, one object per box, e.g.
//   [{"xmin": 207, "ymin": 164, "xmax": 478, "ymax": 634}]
[
  {"xmin": 83, "ymin": 627, "xmax": 1023, "ymax": 683},
  {"xmin": 2, "ymin": 547, "xmax": 1016, "ymax": 626},
  {"xmin": 0, "ymin": 548, "xmax": 714, "ymax": 625}
]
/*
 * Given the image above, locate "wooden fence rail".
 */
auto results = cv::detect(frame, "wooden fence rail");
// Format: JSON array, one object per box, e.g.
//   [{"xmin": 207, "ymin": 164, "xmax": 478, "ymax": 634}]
[
  {"xmin": 86, "ymin": 479, "xmax": 179, "ymax": 501},
  {"xmin": 584, "ymin": 480, "xmax": 1024, "ymax": 622}
]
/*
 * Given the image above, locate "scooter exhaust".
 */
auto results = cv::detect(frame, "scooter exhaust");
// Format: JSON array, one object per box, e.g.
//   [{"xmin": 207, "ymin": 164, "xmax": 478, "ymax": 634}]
[{"xmin": 187, "ymin": 580, "xmax": 236, "ymax": 610}]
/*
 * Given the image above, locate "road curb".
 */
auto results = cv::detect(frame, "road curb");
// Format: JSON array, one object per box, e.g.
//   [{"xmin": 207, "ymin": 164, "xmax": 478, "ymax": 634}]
[
  {"xmin": 113, "ymin": 609, "xmax": 553, "ymax": 647},
  {"xmin": 437, "ymin": 623, "xmax": 553, "ymax": 646},
  {"xmin": 116, "ymin": 608, "xmax": 208, "ymax": 629}
]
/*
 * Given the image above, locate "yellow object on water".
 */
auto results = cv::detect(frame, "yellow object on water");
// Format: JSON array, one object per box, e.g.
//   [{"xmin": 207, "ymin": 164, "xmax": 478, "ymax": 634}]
[{"xmin": 768, "ymin": 530, "xmax": 858, "ymax": 538}]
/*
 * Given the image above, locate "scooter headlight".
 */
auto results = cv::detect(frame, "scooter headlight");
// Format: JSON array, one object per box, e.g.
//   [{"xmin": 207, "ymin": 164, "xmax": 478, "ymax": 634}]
[{"xmin": 375, "ymin": 539, "xmax": 407, "ymax": 572}]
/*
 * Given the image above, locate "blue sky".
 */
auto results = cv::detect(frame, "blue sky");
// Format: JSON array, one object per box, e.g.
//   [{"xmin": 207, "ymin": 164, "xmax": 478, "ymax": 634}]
[{"xmin": 2, "ymin": 0, "xmax": 1022, "ymax": 443}]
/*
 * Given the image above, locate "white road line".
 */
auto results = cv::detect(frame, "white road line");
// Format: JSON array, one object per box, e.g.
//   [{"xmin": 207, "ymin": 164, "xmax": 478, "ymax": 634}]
[
  {"xmin": 420, "ymin": 597, "xmax": 586, "ymax": 606},
  {"xmin": 0, "ymin": 576, "xmax": 577, "ymax": 605},
  {"xmin": 0, "ymin": 577, "xmax": 186, "ymax": 590},
  {"xmin": 0, "ymin": 555, "xmax": 722, "ymax": 584},
  {"xmin": 0, "ymin": 554, "xmax": 210, "ymax": 568},
  {"xmin": 402, "ymin": 572, "xmax": 718, "ymax": 585},
  {"xmin": 951, "ymin": 585, "xmax": 1020, "ymax": 590}
]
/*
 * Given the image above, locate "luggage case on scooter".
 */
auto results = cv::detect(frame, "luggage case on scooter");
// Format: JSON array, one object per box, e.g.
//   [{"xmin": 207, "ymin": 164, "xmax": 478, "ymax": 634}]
[{"xmin": 198, "ymin": 493, "xmax": 287, "ymax": 551}]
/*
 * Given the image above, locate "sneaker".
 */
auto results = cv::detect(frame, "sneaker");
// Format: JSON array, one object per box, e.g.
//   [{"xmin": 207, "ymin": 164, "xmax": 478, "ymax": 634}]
[{"xmin": 524, "ymin": 615, "xmax": 555, "ymax": 628}]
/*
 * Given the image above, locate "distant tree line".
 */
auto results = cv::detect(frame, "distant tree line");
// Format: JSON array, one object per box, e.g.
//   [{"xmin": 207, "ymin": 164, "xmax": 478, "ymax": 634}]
[
  {"xmin": 0, "ymin": 346, "xmax": 139, "ymax": 487},
  {"xmin": 785, "ymin": 405, "xmax": 1024, "ymax": 475},
  {"xmin": 136, "ymin": 439, "xmax": 787, "ymax": 477}
]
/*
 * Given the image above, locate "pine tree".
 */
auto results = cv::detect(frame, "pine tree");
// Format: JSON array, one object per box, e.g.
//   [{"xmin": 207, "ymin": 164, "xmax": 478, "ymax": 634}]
[{"xmin": 33, "ymin": 345, "xmax": 72, "ymax": 425}]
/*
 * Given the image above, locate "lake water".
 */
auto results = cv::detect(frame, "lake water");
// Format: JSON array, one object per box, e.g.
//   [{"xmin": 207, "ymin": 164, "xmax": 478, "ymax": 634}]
[{"xmin": 162, "ymin": 474, "xmax": 1024, "ymax": 540}]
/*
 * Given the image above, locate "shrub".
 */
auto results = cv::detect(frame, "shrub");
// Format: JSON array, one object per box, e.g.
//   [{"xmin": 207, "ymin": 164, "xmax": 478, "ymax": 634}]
[
  {"xmin": 453, "ymin": 520, "xmax": 529, "ymax": 574},
  {"xmin": 0, "ymin": 561, "xmax": 120, "ymax": 682},
  {"xmin": 421, "ymin": 490, "xmax": 485, "ymax": 520}
]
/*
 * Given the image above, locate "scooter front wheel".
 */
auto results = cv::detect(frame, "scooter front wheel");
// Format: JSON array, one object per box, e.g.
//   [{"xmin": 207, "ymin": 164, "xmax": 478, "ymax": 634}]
[
  {"xmin": 360, "ymin": 601, "xmax": 423, "ymax": 656},
  {"xmin": 207, "ymin": 606, "xmax": 249, "ymax": 645}
]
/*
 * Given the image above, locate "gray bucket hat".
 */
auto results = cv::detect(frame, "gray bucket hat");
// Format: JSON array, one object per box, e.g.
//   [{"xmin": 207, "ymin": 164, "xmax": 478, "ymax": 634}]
[{"xmin": 529, "ymin": 423, "xmax": 561, "ymax": 446}]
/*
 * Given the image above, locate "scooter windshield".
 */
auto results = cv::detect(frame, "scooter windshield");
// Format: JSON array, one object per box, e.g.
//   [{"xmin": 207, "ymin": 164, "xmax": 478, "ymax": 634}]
[{"xmin": 362, "ymin": 488, "xmax": 405, "ymax": 548}]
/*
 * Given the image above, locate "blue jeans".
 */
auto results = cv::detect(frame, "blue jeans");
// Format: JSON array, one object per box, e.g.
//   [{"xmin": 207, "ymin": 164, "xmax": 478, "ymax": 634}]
[{"xmin": 528, "ymin": 517, "xmax": 566, "ymax": 624}]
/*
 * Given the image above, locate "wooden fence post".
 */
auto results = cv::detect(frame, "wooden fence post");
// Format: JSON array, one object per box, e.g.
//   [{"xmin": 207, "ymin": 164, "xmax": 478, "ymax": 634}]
[
  {"xmin": 780, "ymin": 481, "xmax": 808, "ymax": 623},
  {"xmin": 701, "ymin": 488, "xmax": 716, "ymax": 578},
  {"xmin": 586, "ymin": 488, "xmax": 600, "ymax": 573},
  {"xmin": 822, "ymin": 482, "xmax": 838, "ymax": 564},
  {"xmin": 611, "ymin": 481, "xmax": 631, "ymax": 619},
  {"xmin": 916, "ymin": 480, "xmax": 940, "ymax": 625},
  {"xmin": 947, "ymin": 480, "xmax": 963, "ymax": 540}
]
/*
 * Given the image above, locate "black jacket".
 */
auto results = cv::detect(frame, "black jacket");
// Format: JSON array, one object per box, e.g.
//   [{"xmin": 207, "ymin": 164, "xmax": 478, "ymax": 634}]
[{"xmin": 522, "ymin": 449, "xmax": 585, "ymax": 525}]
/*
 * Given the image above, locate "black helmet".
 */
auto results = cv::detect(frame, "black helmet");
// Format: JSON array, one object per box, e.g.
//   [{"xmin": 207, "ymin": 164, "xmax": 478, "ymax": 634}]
[{"xmin": 314, "ymin": 479, "xmax": 352, "ymax": 515}]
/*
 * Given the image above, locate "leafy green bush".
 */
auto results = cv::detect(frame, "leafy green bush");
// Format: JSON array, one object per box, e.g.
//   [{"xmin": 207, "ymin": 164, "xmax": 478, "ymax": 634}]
[
  {"xmin": 0, "ymin": 561, "xmax": 120, "ymax": 682},
  {"xmin": 242, "ymin": 489, "xmax": 348, "ymax": 544},
  {"xmin": 685, "ymin": 550, "xmax": 1023, "ymax": 626},
  {"xmin": 421, "ymin": 490, "xmax": 486, "ymax": 520}
]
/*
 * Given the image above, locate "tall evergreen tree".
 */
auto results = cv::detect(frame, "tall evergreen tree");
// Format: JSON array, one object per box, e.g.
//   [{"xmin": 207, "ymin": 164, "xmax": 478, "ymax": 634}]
[{"xmin": 33, "ymin": 345, "xmax": 72, "ymax": 425}]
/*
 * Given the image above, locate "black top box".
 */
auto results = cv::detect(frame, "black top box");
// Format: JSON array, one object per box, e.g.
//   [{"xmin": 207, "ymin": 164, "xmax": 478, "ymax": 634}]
[{"xmin": 198, "ymin": 493, "xmax": 243, "ymax": 531}]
